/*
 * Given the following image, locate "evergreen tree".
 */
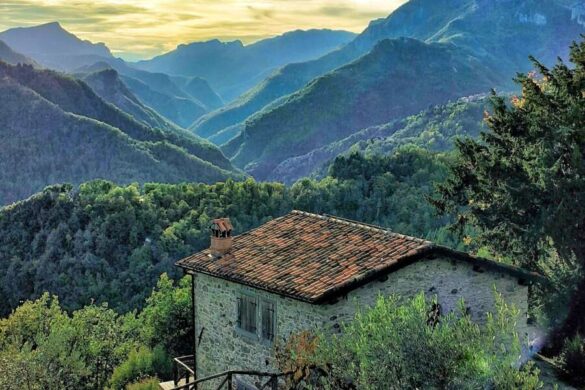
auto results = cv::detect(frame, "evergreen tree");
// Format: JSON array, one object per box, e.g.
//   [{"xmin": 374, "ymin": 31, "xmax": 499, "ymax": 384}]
[{"xmin": 433, "ymin": 39, "xmax": 585, "ymax": 353}]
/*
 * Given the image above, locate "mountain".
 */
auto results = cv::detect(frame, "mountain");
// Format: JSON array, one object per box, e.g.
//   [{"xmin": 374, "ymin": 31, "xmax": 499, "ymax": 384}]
[
  {"xmin": 271, "ymin": 96, "xmax": 490, "ymax": 183},
  {"xmin": 0, "ymin": 41, "xmax": 37, "ymax": 66},
  {"xmin": 223, "ymin": 38, "xmax": 499, "ymax": 180},
  {"xmin": 80, "ymin": 68, "xmax": 179, "ymax": 132},
  {"xmin": 173, "ymin": 76, "xmax": 224, "ymax": 110},
  {"xmin": 0, "ymin": 23, "xmax": 218, "ymax": 128},
  {"xmin": 74, "ymin": 60, "xmax": 211, "ymax": 128},
  {"xmin": 192, "ymin": 0, "xmax": 583, "ymax": 144},
  {"xmin": 0, "ymin": 62, "xmax": 242, "ymax": 205},
  {"xmin": 0, "ymin": 22, "xmax": 112, "ymax": 70},
  {"xmin": 135, "ymin": 29, "xmax": 356, "ymax": 101}
]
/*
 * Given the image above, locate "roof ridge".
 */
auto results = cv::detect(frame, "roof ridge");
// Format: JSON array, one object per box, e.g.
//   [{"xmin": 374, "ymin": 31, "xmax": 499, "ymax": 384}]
[{"xmin": 291, "ymin": 210, "xmax": 432, "ymax": 245}]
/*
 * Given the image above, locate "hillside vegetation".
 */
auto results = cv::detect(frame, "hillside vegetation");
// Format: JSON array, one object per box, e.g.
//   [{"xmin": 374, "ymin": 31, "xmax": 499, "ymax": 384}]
[
  {"xmin": 81, "ymin": 68, "xmax": 179, "ymax": 132},
  {"xmin": 271, "ymin": 97, "xmax": 490, "ymax": 183},
  {"xmin": 225, "ymin": 38, "xmax": 497, "ymax": 179},
  {"xmin": 0, "ymin": 63, "xmax": 242, "ymax": 204},
  {"xmin": 193, "ymin": 0, "xmax": 582, "ymax": 147},
  {"xmin": 0, "ymin": 146, "xmax": 456, "ymax": 316}
]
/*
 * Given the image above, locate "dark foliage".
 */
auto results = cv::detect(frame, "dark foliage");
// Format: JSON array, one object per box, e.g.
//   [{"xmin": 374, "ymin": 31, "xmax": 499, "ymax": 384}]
[{"xmin": 433, "ymin": 39, "xmax": 585, "ymax": 377}]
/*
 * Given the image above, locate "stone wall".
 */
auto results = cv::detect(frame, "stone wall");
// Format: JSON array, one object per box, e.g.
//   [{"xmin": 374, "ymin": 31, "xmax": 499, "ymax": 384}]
[{"xmin": 191, "ymin": 256, "xmax": 534, "ymax": 388}]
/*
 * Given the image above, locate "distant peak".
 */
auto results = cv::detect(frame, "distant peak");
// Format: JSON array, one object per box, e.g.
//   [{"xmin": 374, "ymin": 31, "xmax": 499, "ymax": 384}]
[
  {"xmin": 39, "ymin": 21, "xmax": 64, "ymax": 30},
  {"xmin": 179, "ymin": 38, "xmax": 243, "ymax": 50}
]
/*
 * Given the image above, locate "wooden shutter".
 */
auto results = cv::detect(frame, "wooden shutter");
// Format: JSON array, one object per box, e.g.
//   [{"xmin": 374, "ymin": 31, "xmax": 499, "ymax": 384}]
[
  {"xmin": 248, "ymin": 298, "xmax": 257, "ymax": 333},
  {"xmin": 261, "ymin": 301, "xmax": 275, "ymax": 341},
  {"xmin": 237, "ymin": 296, "xmax": 242, "ymax": 329},
  {"xmin": 237, "ymin": 295, "xmax": 257, "ymax": 334}
]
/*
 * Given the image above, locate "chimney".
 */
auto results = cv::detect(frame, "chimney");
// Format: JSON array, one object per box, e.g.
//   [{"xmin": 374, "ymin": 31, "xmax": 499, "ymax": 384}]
[{"xmin": 210, "ymin": 218, "xmax": 233, "ymax": 257}]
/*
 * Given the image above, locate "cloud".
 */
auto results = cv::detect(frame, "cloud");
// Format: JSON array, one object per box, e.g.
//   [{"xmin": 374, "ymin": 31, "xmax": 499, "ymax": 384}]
[{"xmin": 0, "ymin": 0, "xmax": 406, "ymax": 60}]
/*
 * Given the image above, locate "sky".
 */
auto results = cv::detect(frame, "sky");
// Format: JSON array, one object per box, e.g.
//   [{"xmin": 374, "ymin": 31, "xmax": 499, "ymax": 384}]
[{"xmin": 0, "ymin": 0, "xmax": 407, "ymax": 61}]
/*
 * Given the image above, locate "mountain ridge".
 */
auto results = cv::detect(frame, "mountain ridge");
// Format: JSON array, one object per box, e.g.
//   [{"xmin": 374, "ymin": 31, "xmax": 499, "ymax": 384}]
[
  {"xmin": 0, "ymin": 62, "xmax": 243, "ymax": 205},
  {"xmin": 192, "ymin": 0, "xmax": 582, "ymax": 145},
  {"xmin": 135, "ymin": 29, "xmax": 356, "ymax": 101},
  {"xmin": 224, "ymin": 38, "xmax": 499, "ymax": 179}
]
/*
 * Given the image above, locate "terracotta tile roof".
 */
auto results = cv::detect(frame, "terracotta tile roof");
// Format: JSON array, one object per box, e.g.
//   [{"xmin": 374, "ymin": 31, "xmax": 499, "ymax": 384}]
[{"xmin": 176, "ymin": 211, "xmax": 544, "ymax": 303}]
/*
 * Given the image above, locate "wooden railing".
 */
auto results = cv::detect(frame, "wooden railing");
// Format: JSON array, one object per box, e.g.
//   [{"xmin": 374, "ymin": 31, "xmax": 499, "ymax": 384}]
[
  {"xmin": 170, "ymin": 358, "xmax": 291, "ymax": 390},
  {"xmin": 173, "ymin": 355, "xmax": 196, "ymax": 387}
]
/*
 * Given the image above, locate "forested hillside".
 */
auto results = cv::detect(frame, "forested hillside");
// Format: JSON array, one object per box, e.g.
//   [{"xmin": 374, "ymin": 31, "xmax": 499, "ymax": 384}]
[
  {"xmin": 271, "ymin": 97, "xmax": 490, "ymax": 183},
  {"xmin": 192, "ymin": 0, "xmax": 582, "ymax": 145},
  {"xmin": 81, "ymin": 68, "xmax": 179, "ymax": 132},
  {"xmin": 0, "ymin": 62, "xmax": 242, "ymax": 204},
  {"xmin": 0, "ymin": 146, "xmax": 455, "ymax": 317},
  {"xmin": 224, "ymin": 38, "xmax": 497, "ymax": 179}
]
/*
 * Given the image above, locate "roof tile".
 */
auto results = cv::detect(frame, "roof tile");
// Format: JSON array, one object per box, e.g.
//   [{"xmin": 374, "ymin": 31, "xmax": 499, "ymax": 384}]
[{"xmin": 177, "ymin": 210, "xmax": 434, "ymax": 302}]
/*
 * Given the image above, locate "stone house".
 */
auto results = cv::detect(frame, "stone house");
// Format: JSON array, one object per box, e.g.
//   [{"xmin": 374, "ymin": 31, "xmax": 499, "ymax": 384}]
[{"xmin": 165, "ymin": 210, "xmax": 542, "ymax": 389}]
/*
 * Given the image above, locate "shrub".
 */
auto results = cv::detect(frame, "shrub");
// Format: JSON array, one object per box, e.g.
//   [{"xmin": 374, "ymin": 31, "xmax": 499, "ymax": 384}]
[
  {"xmin": 279, "ymin": 293, "xmax": 542, "ymax": 390},
  {"xmin": 560, "ymin": 334, "xmax": 585, "ymax": 386},
  {"xmin": 126, "ymin": 377, "xmax": 161, "ymax": 390},
  {"xmin": 108, "ymin": 346, "xmax": 170, "ymax": 390}
]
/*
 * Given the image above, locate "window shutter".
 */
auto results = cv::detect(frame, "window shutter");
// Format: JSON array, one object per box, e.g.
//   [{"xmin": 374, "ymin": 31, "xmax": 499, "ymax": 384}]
[
  {"xmin": 261, "ymin": 301, "xmax": 275, "ymax": 342},
  {"xmin": 249, "ymin": 299, "xmax": 257, "ymax": 333},
  {"xmin": 237, "ymin": 296, "xmax": 242, "ymax": 328},
  {"xmin": 237, "ymin": 295, "xmax": 258, "ymax": 335}
]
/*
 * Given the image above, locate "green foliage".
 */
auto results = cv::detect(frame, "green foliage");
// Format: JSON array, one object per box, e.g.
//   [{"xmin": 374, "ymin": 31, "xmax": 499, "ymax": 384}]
[
  {"xmin": 560, "ymin": 334, "xmax": 585, "ymax": 386},
  {"xmin": 286, "ymin": 293, "xmax": 541, "ymax": 390},
  {"xmin": 0, "ymin": 274, "xmax": 191, "ymax": 389},
  {"xmin": 0, "ymin": 145, "xmax": 456, "ymax": 316},
  {"xmin": 433, "ymin": 39, "xmax": 585, "ymax": 357},
  {"xmin": 0, "ymin": 61, "xmax": 241, "ymax": 205},
  {"xmin": 109, "ymin": 346, "xmax": 170, "ymax": 390},
  {"xmin": 125, "ymin": 377, "xmax": 161, "ymax": 390},
  {"xmin": 291, "ymin": 146, "xmax": 460, "ymax": 245},
  {"xmin": 0, "ymin": 294, "xmax": 127, "ymax": 389},
  {"xmin": 138, "ymin": 274, "xmax": 193, "ymax": 357}
]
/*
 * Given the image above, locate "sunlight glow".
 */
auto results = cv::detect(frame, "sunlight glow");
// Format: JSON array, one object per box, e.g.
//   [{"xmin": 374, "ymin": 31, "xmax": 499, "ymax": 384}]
[{"xmin": 0, "ymin": 0, "xmax": 406, "ymax": 60}]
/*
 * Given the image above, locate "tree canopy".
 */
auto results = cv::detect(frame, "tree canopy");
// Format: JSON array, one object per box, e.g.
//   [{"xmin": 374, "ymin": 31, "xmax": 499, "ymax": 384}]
[{"xmin": 434, "ymin": 39, "xmax": 585, "ymax": 356}]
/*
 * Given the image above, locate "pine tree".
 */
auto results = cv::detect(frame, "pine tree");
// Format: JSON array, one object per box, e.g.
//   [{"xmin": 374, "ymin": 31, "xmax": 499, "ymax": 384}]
[{"xmin": 433, "ymin": 38, "xmax": 585, "ymax": 353}]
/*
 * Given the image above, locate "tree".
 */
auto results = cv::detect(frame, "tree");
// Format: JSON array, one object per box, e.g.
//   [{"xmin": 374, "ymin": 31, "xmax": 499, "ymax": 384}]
[{"xmin": 433, "ymin": 39, "xmax": 585, "ymax": 354}]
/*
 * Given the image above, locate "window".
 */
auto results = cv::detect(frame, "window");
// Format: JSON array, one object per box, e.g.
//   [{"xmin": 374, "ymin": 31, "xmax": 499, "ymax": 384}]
[
  {"xmin": 237, "ymin": 295, "xmax": 257, "ymax": 334},
  {"xmin": 261, "ymin": 300, "xmax": 275, "ymax": 342}
]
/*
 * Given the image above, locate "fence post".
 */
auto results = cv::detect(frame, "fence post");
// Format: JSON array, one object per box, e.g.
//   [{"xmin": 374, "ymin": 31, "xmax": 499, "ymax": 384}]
[
  {"xmin": 173, "ymin": 360, "xmax": 178, "ymax": 386},
  {"xmin": 271, "ymin": 374, "xmax": 277, "ymax": 390},
  {"xmin": 227, "ymin": 373, "xmax": 232, "ymax": 390}
]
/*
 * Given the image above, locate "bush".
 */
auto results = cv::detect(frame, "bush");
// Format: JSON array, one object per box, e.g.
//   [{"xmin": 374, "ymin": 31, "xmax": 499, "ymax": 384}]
[
  {"xmin": 560, "ymin": 334, "xmax": 585, "ymax": 386},
  {"xmin": 126, "ymin": 378, "xmax": 161, "ymax": 390},
  {"xmin": 279, "ymin": 293, "xmax": 542, "ymax": 390},
  {"xmin": 109, "ymin": 345, "xmax": 170, "ymax": 390}
]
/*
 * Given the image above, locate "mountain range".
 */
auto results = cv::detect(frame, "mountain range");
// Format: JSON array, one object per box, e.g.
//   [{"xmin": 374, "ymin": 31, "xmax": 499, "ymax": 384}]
[
  {"xmin": 223, "ymin": 38, "xmax": 499, "ymax": 179},
  {"xmin": 0, "ymin": 22, "xmax": 112, "ymax": 70},
  {"xmin": 1, "ymin": 0, "xmax": 584, "ymax": 206},
  {"xmin": 0, "ymin": 40, "xmax": 38, "ymax": 66},
  {"xmin": 134, "ymin": 29, "xmax": 356, "ymax": 101},
  {"xmin": 0, "ymin": 62, "xmax": 242, "ymax": 205},
  {"xmin": 194, "ymin": 0, "xmax": 584, "ymax": 179}
]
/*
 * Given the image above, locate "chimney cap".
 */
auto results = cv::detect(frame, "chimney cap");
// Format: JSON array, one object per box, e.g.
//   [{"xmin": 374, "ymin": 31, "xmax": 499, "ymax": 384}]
[{"xmin": 210, "ymin": 218, "xmax": 233, "ymax": 232}]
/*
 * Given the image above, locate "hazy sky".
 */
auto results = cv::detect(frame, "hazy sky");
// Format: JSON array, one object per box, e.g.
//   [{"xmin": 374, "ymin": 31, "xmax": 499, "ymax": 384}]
[{"xmin": 0, "ymin": 0, "xmax": 407, "ymax": 60}]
